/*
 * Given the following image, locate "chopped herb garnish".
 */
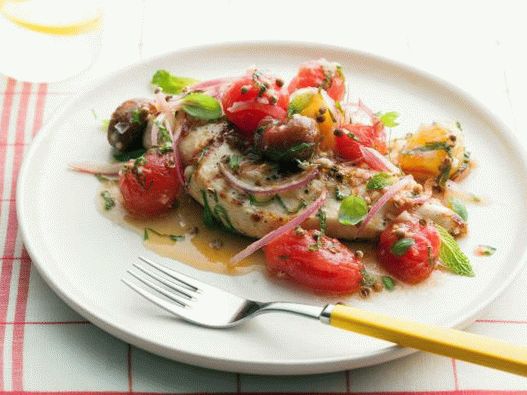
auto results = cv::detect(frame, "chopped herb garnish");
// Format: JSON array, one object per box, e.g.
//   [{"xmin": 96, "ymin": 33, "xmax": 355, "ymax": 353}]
[
  {"xmin": 265, "ymin": 142, "xmax": 314, "ymax": 162},
  {"xmin": 317, "ymin": 209, "xmax": 327, "ymax": 234},
  {"xmin": 113, "ymin": 148, "xmax": 146, "ymax": 162},
  {"xmin": 382, "ymin": 275, "xmax": 396, "ymax": 290},
  {"xmin": 338, "ymin": 195, "xmax": 368, "ymax": 226},
  {"xmin": 100, "ymin": 190, "xmax": 115, "ymax": 210},
  {"xmin": 151, "ymin": 70, "xmax": 198, "ymax": 94},
  {"xmin": 201, "ymin": 190, "xmax": 216, "ymax": 227},
  {"xmin": 181, "ymin": 92, "xmax": 223, "ymax": 121},
  {"xmin": 475, "ymin": 245, "xmax": 496, "ymax": 257},
  {"xmin": 456, "ymin": 121, "xmax": 463, "ymax": 131},
  {"xmin": 275, "ymin": 195, "xmax": 306, "ymax": 214},
  {"xmin": 131, "ymin": 109, "xmax": 142, "ymax": 125},
  {"xmin": 448, "ymin": 197, "xmax": 468, "ymax": 221},
  {"xmin": 143, "ymin": 227, "xmax": 185, "ymax": 242},
  {"xmin": 94, "ymin": 174, "xmax": 115, "ymax": 183},
  {"xmin": 248, "ymin": 194, "xmax": 274, "ymax": 206},
  {"xmin": 367, "ymin": 172, "xmax": 394, "ymax": 190},
  {"xmin": 391, "ymin": 238, "xmax": 415, "ymax": 256},
  {"xmin": 436, "ymin": 224, "xmax": 474, "ymax": 276},
  {"xmin": 437, "ymin": 159, "xmax": 452, "ymax": 188},
  {"xmin": 404, "ymin": 142, "xmax": 451, "ymax": 155},
  {"xmin": 361, "ymin": 269, "xmax": 377, "ymax": 287},
  {"xmin": 377, "ymin": 111, "xmax": 400, "ymax": 128},
  {"xmin": 228, "ymin": 155, "xmax": 241, "ymax": 172},
  {"xmin": 200, "ymin": 189, "xmax": 238, "ymax": 234}
]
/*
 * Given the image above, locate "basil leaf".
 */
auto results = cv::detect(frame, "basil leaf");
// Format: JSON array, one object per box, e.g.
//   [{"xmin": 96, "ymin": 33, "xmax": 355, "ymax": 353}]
[
  {"xmin": 378, "ymin": 111, "xmax": 399, "ymax": 128},
  {"xmin": 382, "ymin": 275, "xmax": 396, "ymax": 290},
  {"xmin": 151, "ymin": 70, "xmax": 198, "ymax": 94},
  {"xmin": 338, "ymin": 195, "xmax": 368, "ymax": 226},
  {"xmin": 367, "ymin": 172, "xmax": 394, "ymax": 190},
  {"xmin": 436, "ymin": 224, "xmax": 474, "ymax": 276},
  {"xmin": 391, "ymin": 238, "xmax": 415, "ymax": 256},
  {"xmin": 287, "ymin": 91, "xmax": 314, "ymax": 117},
  {"xmin": 448, "ymin": 197, "xmax": 468, "ymax": 221},
  {"xmin": 181, "ymin": 93, "xmax": 222, "ymax": 120},
  {"xmin": 113, "ymin": 148, "xmax": 146, "ymax": 162}
]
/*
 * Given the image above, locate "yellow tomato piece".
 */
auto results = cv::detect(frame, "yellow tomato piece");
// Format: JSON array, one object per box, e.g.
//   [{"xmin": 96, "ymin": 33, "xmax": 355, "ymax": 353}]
[
  {"xmin": 399, "ymin": 123, "xmax": 464, "ymax": 181},
  {"xmin": 300, "ymin": 93, "xmax": 335, "ymax": 151}
]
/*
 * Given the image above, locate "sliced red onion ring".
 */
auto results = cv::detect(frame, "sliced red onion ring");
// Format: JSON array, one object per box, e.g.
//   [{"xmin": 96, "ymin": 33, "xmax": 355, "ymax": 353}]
[
  {"xmin": 188, "ymin": 76, "xmax": 240, "ymax": 98},
  {"xmin": 154, "ymin": 92, "xmax": 176, "ymax": 131},
  {"xmin": 357, "ymin": 175, "xmax": 413, "ymax": 236},
  {"xmin": 220, "ymin": 164, "xmax": 318, "ymax": 196},
  {"xmin": 360, "ymin": 146, "xmax": 400, "ymax": 173},
  {"xmin": 69, "ymin": 162, "xmax": 122, "ymax": 176},
  {"xmin": 230, "ymin": 189, "xmax": 327, "ymax": 264}
]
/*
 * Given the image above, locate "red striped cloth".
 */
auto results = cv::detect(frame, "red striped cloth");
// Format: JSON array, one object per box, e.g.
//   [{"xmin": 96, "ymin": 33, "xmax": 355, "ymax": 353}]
[{"xmin": 0, "ymin": 77, "xmax": 525, "ymax": 393}]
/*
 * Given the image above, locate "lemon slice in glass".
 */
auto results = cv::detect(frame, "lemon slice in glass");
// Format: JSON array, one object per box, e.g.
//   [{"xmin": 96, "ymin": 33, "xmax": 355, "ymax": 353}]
[{"xmin": 0, "ymin": 0, "xmax": 101, "ymax": 35}]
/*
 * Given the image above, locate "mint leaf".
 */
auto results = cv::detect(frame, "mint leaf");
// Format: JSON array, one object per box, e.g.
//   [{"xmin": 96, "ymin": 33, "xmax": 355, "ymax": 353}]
[
  {"xmin": 382, "ymin": 275, "xmax": 396, "ymax": 290},
  {"xmin": 151, "ymin": 70, "xmax": 198, "ymax": 94},
  {"xmin": 436, "ymin": 224, "xmax": 474, "ymax": 276},
  {"xmin": 287, "ymin": 91, "xmax": 314, "ymax": 117},
  {"xmin": 378, "ymin": 111, "xmax": 399, "ymax": 128},
  {"xmin": 448, "ymin": 197, "xmax": 468, "ymax": 221},
  {"xmin": 391, "ymin": 238, "xmax": 415, "ymax": 256},
  {"xmin": 338, "ymin": 195, "xmax": 368, "ymax": 226},
  {"xmin": 367, "ymin": 172, "xmax": 394, "ymax": 190},
  {"xmin": 181, "ymin": 93, "xmax": 222, "ymax": 120}
]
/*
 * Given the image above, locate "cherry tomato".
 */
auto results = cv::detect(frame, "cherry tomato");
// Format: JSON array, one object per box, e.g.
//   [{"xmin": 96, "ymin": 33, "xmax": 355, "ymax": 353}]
[
  {"xmin": 334, "ymin": 122, "xmax": 388, "ymax": 161},
  {"xmin": 288, "ymin": 59, "xmax": 346, "ymax": 101},
  {"xmin": 119, "ymin": 150, "xmax": 181, "ymax": 217},
  {"xmin": 264, "ymin": 229, "xmax": 363, "ymax": 294},
  {"xmin": 222, "ymin": 72, "xmax": 288, "ymax": 136},
  {"xmin": 377, "ymin": 219, "xmax": 441, "ymax": 284}
]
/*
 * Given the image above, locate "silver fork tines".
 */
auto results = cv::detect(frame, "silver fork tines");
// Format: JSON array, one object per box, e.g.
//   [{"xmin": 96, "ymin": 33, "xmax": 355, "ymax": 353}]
[{"xmin": 123, "ymin": 256, "xmax": 325, "ymax": 328}]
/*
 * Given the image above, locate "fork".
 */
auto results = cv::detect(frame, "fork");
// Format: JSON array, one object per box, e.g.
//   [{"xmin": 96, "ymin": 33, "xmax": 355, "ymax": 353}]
[{"xmin": 123, "ymin": 256, "xmax": 527, "ymax": 376}]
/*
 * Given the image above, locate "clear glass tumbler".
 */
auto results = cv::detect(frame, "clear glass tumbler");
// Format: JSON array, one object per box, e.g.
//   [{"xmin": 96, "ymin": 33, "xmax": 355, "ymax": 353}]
[{"xmin": 0, "ymin": 0, "xmax": 102, "ymax": 82}]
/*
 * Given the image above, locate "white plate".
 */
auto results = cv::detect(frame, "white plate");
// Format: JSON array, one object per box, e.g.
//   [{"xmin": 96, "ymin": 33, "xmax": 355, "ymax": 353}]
[{"xmin": 17, "ymin": 42, "xmax": 527, "ymax": 375}]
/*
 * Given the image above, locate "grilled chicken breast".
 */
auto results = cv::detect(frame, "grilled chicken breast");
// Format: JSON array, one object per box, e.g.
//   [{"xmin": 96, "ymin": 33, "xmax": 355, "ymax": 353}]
[{"xmin": 179, "ymin": 121, "xmax": 467, "ymax": 240}]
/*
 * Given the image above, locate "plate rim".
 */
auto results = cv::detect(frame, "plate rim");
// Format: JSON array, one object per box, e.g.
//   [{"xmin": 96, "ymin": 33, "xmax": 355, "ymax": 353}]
[{"xmin": 16, "ymin": 40, "xmax": 527, "ymax": 375}]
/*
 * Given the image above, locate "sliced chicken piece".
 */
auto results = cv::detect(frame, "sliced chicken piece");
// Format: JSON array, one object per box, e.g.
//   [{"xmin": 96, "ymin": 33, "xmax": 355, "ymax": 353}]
[{"xmin": 179, "ymin": 123, "xmax": 467, "ymax": 240}]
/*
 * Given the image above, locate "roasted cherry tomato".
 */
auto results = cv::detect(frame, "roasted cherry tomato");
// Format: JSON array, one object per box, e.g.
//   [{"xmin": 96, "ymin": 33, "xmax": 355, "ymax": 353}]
[
  {"xmin": 222, "ymin": 71, "xmax": 288, "ymax": 136},
  {"xmin": 119, "ymin": 150, "xmax": 181, "ymax": 217},
  {"xmin": 288, "ymin": 59, "xmax": 346, "ymax": 101},
  {"xmin": 264, "ymin": 229, "xmax": 363, "ymax": 294},
  {"xmin": 334, "ymin": 122, "xmax": 388, "ymax": 161},
  {"xmin": 377, "ymin": 219, "xmax": 441, "ymax": 284}
]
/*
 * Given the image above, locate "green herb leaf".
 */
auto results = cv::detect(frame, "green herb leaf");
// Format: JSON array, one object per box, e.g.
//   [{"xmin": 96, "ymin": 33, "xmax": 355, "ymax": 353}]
[
  {"xmin": 335, "ymin": 187, "xmax": 347, "ymax": 201},
  {"xmin": 382, "ymin": 275, "xmax": 396, "ymax": 290},
  {"xmin": 361, "ymin": 269, "xmax": 377, "ymax": 287},
  {"xmin": 201, "ymin": 190, "xmax": 217, "ymax": 227},
  {"xmin": 100, "ymin": 190, "xmax": 115, "ymax": 210},
  {"xmin": 475, "ymin": 245, "xmax": 496, "ymax": 256},
  {"xmin": 404, "ymin": 142, "xmax": 451, "ymax": 155},
  {"xmin": 112, "ymin": 148, "xmax": 146, "ymax": 162},
  {"xmin": 448, "ymin": 197, "xmax": 468, "ymax": 221},
  {"xmin": 248, "ymin": 194, "xmax": 275, "ymax": 206},
  {"xmin": 101, "ymin": 119, "xmax": 110, "ymax": 130},
  {"xmin": 265, "ymin": 142, "xmax": 314, "ymax": 162},
  {"xmin": 131, "ymin": 109, "xmax": 142, "ymax": 125},
  {"xmin": 436, "ymin": 224, "xmax": 474, "ymax": 276},
  {"xmin": 391, "ymin": 238, "xmax": 415, "ymax": 256},
  {"xmin": 456, "ymin": 121, "xmax": 463, "ymax": 131},
  {"xmin": 338, "ymin": 195, "xmax": 368, "ymax": 226},
  {"xmin": 275, "ymin": 195, "xmax": 306, "ymax": 214},
  {"xmin": 287, "ymin": 91, "xmax": 314, "ymax": 117},
  {"xmin": 367, "ymin": 172, "xmax": 394, "ymax": 190},
  {"xmin": 200, "ymin": 189, "xmax": 238, "ymax": 234},
  {"xmin": 378, "ymin": 111, "xmax": 400, "ymax": 128},
  {"xmin": 151, "ymin": 70, "xmax": 198, "ymax": 94},
  {"xmin": 228, "ymin": 155, "xmax": 241, "ymax": 172},
  {"xmin": 181, "ymin": 92, "xmax": 222, "ymax": 120},
  {"xmin": 143, "ymin": 227, "xmax": 185, "ymax": 242},
  {"xmin": 317, "ymin": 209, "xmax": 327, "ymax": 235}
]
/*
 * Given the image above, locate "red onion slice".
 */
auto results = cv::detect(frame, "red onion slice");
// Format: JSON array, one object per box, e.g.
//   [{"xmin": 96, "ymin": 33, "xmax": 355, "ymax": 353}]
[
  {"xmin": 188, "ymin": 76, "xmax": 240, "ymax": 98},
  {"xmin": 360, "ymin": 146, "xmax": 400, "ymax": 174},
  {"xmin": 220, "ymin": 164, "xmax": 318, "ymax": 196},
  {"xmin": 230, "ymin": 189, "xmax": 328, "ymax": 264},
  {"xmin": 154, "ymin": 92, "xmax": 176, "ymax": 131},
  {"xmin": 356, "ymin": 175, "xmax": 413, "ymax": 236},
  {"xmin": 69, "ymin": 162, "xmax": 122, "ymax": 176}
]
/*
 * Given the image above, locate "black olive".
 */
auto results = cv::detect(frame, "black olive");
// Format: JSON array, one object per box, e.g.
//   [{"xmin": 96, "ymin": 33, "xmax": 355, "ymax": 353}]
[{"xmin": 107, "ymin": 99, "xmax": 154, "ymax": 152}]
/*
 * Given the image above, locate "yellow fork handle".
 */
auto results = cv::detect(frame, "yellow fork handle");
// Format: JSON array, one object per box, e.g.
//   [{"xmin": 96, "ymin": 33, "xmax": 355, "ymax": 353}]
[{"xmin": 327, "ymin": 304, "xmax": 527, "ymax": 377}]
